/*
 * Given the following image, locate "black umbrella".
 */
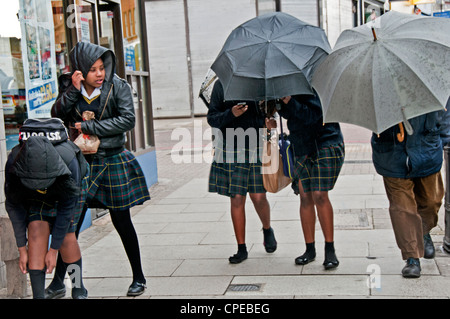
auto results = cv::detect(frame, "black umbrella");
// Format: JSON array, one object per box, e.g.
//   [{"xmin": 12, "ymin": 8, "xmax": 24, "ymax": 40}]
[{"xmin": 211, "ymin": 12, "xmax": 331, "ymax": 101}]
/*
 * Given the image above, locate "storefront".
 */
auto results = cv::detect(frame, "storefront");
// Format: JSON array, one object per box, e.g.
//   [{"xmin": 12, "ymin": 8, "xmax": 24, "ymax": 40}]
[{"xmin": 0, "ymin": 0, "xmax": 157, "ymax": 219}]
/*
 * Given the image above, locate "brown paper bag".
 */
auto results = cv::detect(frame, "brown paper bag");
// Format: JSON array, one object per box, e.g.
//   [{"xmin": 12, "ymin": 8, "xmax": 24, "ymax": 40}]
[
  {"xmin": 261, "ymin": 135, "xmax": 291, "ymax": 193},
  {"xmin": 74, "ymin": 111, "xmax": 100, "ymax": 154}
]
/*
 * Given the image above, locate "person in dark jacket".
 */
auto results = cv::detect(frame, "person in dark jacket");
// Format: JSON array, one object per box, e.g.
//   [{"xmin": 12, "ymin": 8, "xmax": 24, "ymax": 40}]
[
  {"xmin": 371, "ymin": 109, "xmax": 449, "ymax": 278},
  {"xmin": 50, "ymin": 42, "xmax": 150, "ymax": 296},
  {"xmin": 270, "ymin": 93, "xmax": 344, "ymax": 269},
  {"xmin": 5, "ymin": 134, "xmax": 89, "ymax": 299},
  {"xmin": 207, "ymin": 80, "xmax": 277, "ymax": 263}
]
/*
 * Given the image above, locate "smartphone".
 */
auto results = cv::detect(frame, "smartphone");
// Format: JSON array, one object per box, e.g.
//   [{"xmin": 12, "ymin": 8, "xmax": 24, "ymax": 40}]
[{"xmin": 237, "ymin": 102, "xmax": 246, "ymax": 108}]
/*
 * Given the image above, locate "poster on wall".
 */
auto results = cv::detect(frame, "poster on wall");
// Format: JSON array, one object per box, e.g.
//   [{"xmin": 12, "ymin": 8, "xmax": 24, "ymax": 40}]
[{"xmin": 19, "ymin": 0, "xmax": 58, "ymax": 119}]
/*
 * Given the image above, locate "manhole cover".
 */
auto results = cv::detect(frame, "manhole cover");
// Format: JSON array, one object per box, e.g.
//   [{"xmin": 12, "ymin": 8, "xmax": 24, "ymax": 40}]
[{"xmin": 228, "ymin": 284, "xmax": 261, "ymax": 292}]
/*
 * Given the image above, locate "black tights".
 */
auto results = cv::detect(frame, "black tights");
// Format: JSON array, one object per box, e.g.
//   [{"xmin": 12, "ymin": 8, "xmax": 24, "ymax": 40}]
[
  {"xmin": 49, "ymin": 207, "xmax": 145, "ymax": 291},
  {"xmin": 109, "ymin": 209, "xmax": 145, "ymax": 283}
]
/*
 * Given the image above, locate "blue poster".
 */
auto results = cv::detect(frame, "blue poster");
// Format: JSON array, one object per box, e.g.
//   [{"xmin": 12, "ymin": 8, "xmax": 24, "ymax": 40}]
[
  {"xmin": 27, "ymin": 81, "xmax": 57, "ymax": 112},
  {"xmin": 433, "ymin": 11, "xmax": 450, "ymax": 18}
]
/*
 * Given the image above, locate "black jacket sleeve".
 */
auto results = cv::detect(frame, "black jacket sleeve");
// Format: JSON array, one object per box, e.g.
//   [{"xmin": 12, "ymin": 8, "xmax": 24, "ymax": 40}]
[
  {"xmin": 207, "ymin": 81, "xmax": 235, "ymax": 129},
  {"xmin": 5, "ymin": 194, "xmax": 28, "ymax": 248},
  {"xmin": 4, "ymin": 152, "xmax": 28, "ymax": 248},
  {"xmin": 49, "ymin": 157, "xmax": 80, "ymax": 250},
  {"xmin": 278, "ymin": 94, "xmax": 322, "ymax": 127},
  {"xmin": 51, "ymin": 74, "xmax": 81, "ymax": 120}
]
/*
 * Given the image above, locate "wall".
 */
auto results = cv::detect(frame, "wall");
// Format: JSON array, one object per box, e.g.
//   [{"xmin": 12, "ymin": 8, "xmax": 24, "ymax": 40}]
[
  {"xmin": 282, "ymin": 0, "xmax": 320, "ymax": 26},
  {"xmin": 187, "ymin": 0, "xmax": 257, "ymax": 116},
  {"xmin": 145, "ymin": 0, "xmax": 357, "ymax": 118}
]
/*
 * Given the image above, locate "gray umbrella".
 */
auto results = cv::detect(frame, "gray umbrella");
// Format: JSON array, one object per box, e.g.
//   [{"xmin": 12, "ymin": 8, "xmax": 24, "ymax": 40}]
[
  {"xmin": 211, "ymin": 12, "xmax": 331, "ymax": 101},
  {"xmin": 311, "ymin": 11, "xmax": 450, "ymax": 135}
]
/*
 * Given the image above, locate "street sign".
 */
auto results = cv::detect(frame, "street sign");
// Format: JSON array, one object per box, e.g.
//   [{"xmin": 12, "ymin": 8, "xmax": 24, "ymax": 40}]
[{"xmin": 433, "ymin": 11, "xmax": 450, "ymax": 17}]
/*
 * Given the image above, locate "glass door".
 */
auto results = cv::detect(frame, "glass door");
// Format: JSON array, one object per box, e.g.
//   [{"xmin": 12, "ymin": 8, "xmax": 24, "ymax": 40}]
[{"xmin": 97, "ymin": 0, "xmax": 125, "ymax": 76}]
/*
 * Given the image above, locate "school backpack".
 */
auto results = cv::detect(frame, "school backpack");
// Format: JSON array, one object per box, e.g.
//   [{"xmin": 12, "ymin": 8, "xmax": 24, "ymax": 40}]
[{"xmin": 18, "ymin": 118, "xmax": 88, "ymax": 179}]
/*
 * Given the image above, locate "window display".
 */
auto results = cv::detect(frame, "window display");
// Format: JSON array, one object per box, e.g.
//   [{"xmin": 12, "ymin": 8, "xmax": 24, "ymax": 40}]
[{"xmin": 0, "ymin": 0, "xmax": 68, "ymax": 151}]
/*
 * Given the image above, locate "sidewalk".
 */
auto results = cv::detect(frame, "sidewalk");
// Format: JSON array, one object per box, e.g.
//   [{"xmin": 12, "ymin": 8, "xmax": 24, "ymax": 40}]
[{"xmin": 59, "ymin": 117, "xmax": 450, "ymax": 299}]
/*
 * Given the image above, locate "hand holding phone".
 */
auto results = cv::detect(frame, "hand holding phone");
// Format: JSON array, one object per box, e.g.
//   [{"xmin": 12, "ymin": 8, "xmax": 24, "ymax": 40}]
[{"xmin": 232, "ymin": 102, "xmax": 248, "ymax": 117}]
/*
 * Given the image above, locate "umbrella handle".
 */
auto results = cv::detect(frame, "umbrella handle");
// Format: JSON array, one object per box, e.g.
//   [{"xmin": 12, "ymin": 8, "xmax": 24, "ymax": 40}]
[
  {"xmin": 371, "ymin": 28, "xmax": 377, "ymax": 41},
  {"xmin": 397, "ymin": 123, "xmax": 404, "ymax": 142}
]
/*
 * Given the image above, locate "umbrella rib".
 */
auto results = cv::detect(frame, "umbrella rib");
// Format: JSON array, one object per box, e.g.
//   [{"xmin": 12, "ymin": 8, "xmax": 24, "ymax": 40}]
[
  {"xmin": 268, "ymin": 44, "xmax": 310, "ymax": 77},
  {"xmin": 379, "ymin": 41, "xmax": 446, "ymax": 109},
  {"xmin": 240, "ymin": 24, "xmax": 270, "ymax": 42}
]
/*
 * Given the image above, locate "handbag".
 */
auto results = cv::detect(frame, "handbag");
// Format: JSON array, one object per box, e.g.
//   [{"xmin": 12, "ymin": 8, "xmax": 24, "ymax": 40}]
[
  {"xmin": 278, "ymin": 118, "xmax": 294, "ymax": 179},
  {"xmin": 73, "ymin": 111, "xmax": 100, "ymax": 154},
  {"xmin": 262, "ymin": 129, "xmax": 291, "ymax": 193}
]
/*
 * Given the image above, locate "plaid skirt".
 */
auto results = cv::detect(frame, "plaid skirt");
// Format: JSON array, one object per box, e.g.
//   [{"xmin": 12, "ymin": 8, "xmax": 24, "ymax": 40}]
[
  {"xmin": 208, "ymin": 146, "xmax": 266, "ymax": 197},
  {"xmin": 291, "ymin": 142, "xmax": 345, "ymax": 194},
  {"xmin": 28, "ymin": 166, "xmax": 90, "ymax": 233},
  {"xmin": 87, "ymin": 149, "xmax": 150, "ymax": 210}
]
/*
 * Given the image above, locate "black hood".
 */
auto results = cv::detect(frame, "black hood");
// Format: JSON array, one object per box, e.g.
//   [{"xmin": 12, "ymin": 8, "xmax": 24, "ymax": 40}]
[
  {"xmin": 69, "ymin": 42, "xmax": 115, "ymax": 81},
  {"xmin": 12, "ymin": 136, "xmax": 71, "ymax": 190}
]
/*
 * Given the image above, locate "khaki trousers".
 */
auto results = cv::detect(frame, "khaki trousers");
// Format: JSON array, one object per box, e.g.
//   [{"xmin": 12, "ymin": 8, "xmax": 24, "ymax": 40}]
[{"xmin": 383, "ymin": 172, "xmax": 444, "ymax": 260}]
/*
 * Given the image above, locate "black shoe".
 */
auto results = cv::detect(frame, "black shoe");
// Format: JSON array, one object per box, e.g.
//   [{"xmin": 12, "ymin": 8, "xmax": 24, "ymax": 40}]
[
  {"xmin": 295, "ymin": 251, "xmax": 316, "ymax": 265},
  {"xmin": 423, "ymin": 233, "xmax": 435, "ymax": 259},
  {"xmin": 229, "ymin": 251, "xmax": 248, "ymax": 264},
  {"xmin": 402, "ymin": 258, "xmax": 421, "ymax": 278},
  {"xmin": 323, "ymin": 243, "xmax": 339, "ymax": 270},
  {"xmin": 263, "ymin": 227, "xmax": 277, "ymax": 253},
  {"xmin": 127, "ymin": 281, "xmax": 147, "ymax": 296},
  {"xmin": 72, "ymin": 287, "xmax": 88, "ymax": 299},
  {"xmin": 323, "ymin": 258, "xmax": 339, "ymax": 270},
  {"xmin": 44, "ymin": 286, "xmax": 66, "ymax": 299}
]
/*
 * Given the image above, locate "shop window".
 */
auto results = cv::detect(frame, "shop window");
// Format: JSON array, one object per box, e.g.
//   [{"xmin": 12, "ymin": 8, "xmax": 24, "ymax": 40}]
[
  {"xmin": 53, "ymin": 0, "xmax": 69, "ymax": 76},
  {"xmin": 122, "ymin": 0, "xmax": 142, "ymax": 72},
  {"xmin": 0, "ymin": 0, "xmax": 68, "ymax": 151},
  {"xmin": 257, "ymin": 0, "xmax": 281, "ymax": 15},
  {"xmin": 98, "ymin": 1, "xmax": 115, "ymax": 50}
]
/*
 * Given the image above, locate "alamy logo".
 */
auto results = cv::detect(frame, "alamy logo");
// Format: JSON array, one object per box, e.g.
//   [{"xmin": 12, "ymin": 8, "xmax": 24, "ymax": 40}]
[
  {"xmin": 366, "ymin": 264, "xmax": 381, "ymax": 290},
  {"xmin": 67, "ymin": 264, "xmax": 81, "ymax": 288},
  {"xmin": 20, "ymin": 131, "xmax": 62, "ymax": 141}
]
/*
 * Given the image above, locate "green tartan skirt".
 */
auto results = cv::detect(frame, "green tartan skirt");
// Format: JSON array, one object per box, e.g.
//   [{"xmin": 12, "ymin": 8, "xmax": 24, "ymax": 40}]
[
  {"xmin": 28, "ymin": 166, "xmax": 90, "ymax": 233},
  {"xmin": 208, "ymin": 145, "xmax": 266, "ymax": 197},
  {"xmin": 291, "ymin": 142, "xmax": 345, "ymax": 194},
  {"xmin": 87, "ymin": 149, "xmax": 150, "ymax": 210}
]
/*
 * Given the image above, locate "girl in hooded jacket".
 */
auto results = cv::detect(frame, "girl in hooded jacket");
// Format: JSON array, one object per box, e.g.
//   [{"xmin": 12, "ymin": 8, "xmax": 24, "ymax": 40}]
[
  {"xmin": 50, "ymin": 42, "xmax": 150, "ymax": 297},
  {"xmin": 5, "ymin": 134, "xmax": 89, "ymax": 299}
]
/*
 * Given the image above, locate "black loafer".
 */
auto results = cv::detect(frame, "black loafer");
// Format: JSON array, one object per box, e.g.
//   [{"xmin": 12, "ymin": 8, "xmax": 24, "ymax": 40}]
[
  {"xmin": 127, "ymin": 281, "xmax": 147, "ymax": 296},
  {"xmin": 295, "ymin": 252, "xmax": 316, "ymax": 265},
  {"xmin": 44, "ymin": 286, "xmax": 66, "ymax": 299},
  {"xmin": 72, "ymin": 288, "xmax": 88, "ymax": 299},
  {"xmin": 323, "ymin": 250, "xmax": 339, "ymax": 270},
  {"xmin": 229, "ymin": 251, "xmax": 248, "ymax": 264},
  {"xmin": 323, "ymin": 259, "xmax": 339, "ymax": 270},
  {"xmin": 263, "ymin": 227, "xmax": 277, "ymax": 253}
]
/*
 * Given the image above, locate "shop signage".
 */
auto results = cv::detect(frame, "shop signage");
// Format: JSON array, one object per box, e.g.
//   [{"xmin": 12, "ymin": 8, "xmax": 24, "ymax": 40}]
[
  {"xmin": 19, "ymin": 0, "xmax": 58, "ymax": 118},
  {"xmin": 434, "ymin": 10, "xmax": 450, "ymax": 17}
]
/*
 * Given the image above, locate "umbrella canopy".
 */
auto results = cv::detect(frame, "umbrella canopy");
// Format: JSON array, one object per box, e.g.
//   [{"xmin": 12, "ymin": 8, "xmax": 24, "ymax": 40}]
[
  {"xmin": 211, "ymin": 12, "xmax": 331, "ymax": 101},
  {"xmin": 311, "ymin": 11, "xmax": 450, "ymax": 135}
]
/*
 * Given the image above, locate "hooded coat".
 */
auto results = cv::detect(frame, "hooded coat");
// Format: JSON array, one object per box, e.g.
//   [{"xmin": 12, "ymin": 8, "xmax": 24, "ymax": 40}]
[
  {"xmin": 5, "ymin": 136, "xmax": 82, "ymax": 250},
  {"xmin": 51, "ymin": 42, "xmax": 135, "ymax": 157},
  {"xmin": 371, "ymin": 110, "xmax": 448, "ymax": 179}
]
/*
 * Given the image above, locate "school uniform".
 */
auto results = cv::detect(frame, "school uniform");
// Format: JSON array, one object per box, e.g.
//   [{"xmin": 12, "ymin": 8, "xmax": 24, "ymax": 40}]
[
  {"xmin": 278, "ymin": 93, "xmax": 345, "ymax": 194},
  {"xmin": 207, "ymin": 80, "xmax": 266, "ymax": 197},
  {"xmin": 52, "ymin": 42, "xmax": 150, "ymax": 211}
]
